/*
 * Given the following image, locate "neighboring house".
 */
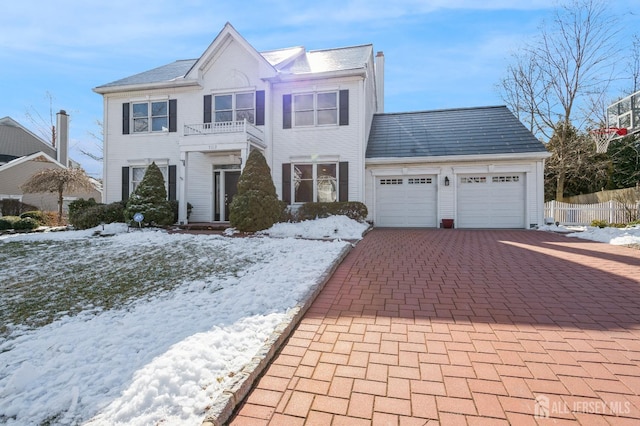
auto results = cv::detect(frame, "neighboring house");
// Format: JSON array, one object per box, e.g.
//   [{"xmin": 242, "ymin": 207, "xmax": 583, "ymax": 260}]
[
  {"xmin": 0, "ymin": 113, "xmax": 101, "ymax": 213},
  {"xmin": 94, "ymin": 22, "xmax": 550, "ymax": 228}
]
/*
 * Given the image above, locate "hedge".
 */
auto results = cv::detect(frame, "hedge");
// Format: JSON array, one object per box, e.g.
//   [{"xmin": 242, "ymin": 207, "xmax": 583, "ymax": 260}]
[{"xmin": 295, "ymin": 201, "xmax": 368, "ymax": 222}]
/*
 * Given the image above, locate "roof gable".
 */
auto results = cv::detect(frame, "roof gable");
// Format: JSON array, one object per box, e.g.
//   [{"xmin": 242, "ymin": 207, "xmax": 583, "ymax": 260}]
[
  {"xmin": 185, "ymin": 22, "xmax": 277, "ymax": 81},
  {"xmin": 94, "ymin": 24, "xmax": 373, "ymax": 92},
  {"xmin": 0, "ymin": 116, "xmax": 56, "ymax": 160},
  {"xmin": 366, "ymin": 106, "xmax": 549, "ymax": 159}
]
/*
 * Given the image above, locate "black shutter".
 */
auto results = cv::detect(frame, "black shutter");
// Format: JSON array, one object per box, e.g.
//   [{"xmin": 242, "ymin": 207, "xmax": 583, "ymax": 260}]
[
  {"xmin": 169, "ymin": 99, "xmax": 177, "ymax": 133},
  {"xmin": 121, "ymin": 167, "xmax": 130, "ymax": 201},
  {"xmin": 282, "ymin": 163, "xmax": 291, "ymax": 204},
  {"xmin": 283, "ymin": 94, "xmax": 292, "ymax": 129},
  {"xmin": 339, "ymin": 90, "xmax": 349, "ymax": 126},
  {"xmin": 339, "ymin": 162, "xmax": 348, "ymax": 201},
  {"xmin": 122, "ymin": 103, "xmax": 130, "ymax": 134},
  {"xmin": 168, "ymin": 165, "xmax": 177, "ymax": 201},
  {"xmin": 255, "ymin": 90, "xmax": 265, "ymax": 126},
  {"xmin": 204, "ymin": 95, "xmax": 212, "ymax": 124}
]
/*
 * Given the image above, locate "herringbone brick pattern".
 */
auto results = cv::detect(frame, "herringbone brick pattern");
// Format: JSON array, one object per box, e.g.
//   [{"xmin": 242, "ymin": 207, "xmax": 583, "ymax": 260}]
[{"xmin": 230, "ymin": 229, "xmax": 640, "ymax": 425}]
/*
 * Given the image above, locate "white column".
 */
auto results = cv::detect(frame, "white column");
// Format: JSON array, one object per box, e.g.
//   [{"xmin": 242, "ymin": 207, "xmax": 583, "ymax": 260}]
[{"xmin": 178, "ymin": 151, "xmax": 188, "ymax": 224}]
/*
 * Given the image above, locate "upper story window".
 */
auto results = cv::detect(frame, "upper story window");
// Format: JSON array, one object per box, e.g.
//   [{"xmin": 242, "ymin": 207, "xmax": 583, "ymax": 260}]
[
  {"xmin": 283, "ymin": 90, "xmax": 348, "ymax": 129},
  {"xmin": 122, "ymin": 100, "xmax": 176, "ymax": 135},
  {"xmin": 293, "ymin": 92, "xmax": 337, "ymax": 126},
  {"xmin": 214, "ymin": 92, "xmax": 255, "ymax": 124},
  {"xmin": 133, "ymin": 101, "xmax": 168, "ymax": 132}
]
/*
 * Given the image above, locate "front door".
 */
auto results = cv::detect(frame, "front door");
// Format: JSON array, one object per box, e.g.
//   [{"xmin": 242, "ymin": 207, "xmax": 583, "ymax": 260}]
[{"xmin": 214, "ymin": 170, "xmax": 241, "ymax": 221}]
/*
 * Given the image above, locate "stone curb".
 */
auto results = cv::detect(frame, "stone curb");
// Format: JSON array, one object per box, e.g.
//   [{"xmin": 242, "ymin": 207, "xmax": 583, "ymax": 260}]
[{"xmin": 202, "ymin": 241, "xmax": 354, "ymax": 426}]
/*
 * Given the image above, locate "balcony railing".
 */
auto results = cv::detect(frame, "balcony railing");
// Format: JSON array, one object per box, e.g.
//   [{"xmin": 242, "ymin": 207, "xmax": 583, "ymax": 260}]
[{"xmin": 183, "ymin": 120, "xmax": 263, "ymax": 143}]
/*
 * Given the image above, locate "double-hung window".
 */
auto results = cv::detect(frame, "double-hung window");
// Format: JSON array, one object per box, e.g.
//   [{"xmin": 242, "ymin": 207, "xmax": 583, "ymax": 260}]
[
  {"xmin": 132, "ymin": 101, "xmax": 168, "ymax": 133},
  {"xmin": 293, "ymin": 92, "xmax": 338, "ymax": 126},
  {"xmin": 130, "ymin": 165, "xmax": 168, "ymax": 194},
  {"xmin": 213, "ymin": 92, "xmax": 255, "ymax": 124},
  {"xmin": 293, "ymin": 163, "xmax": 337, "ymax": 203}
]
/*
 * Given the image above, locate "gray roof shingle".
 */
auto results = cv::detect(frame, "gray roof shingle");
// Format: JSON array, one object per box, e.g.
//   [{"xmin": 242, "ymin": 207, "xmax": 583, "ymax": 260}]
[
  {"xmin": 95, "ymin": 44, "xmax": 372, "ymax": 90},
  {"xmin": 366, "ymin": 106, "xmax": 548, "ymax": 159},
  {"xmin": 96, "ymin": 59, "xmax": 197, "ymax": 89},
  {"xmin": 0, "ymin": 117, "xmax": 56, "ymax": 161}
]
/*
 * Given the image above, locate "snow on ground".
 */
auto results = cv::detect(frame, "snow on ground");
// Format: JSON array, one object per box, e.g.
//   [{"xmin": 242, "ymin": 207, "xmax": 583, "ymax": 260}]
[
  {"xmin": 0, "ymin": 218, "xmax": 367, "ymax": 425},
  {"xmin": 259, "ymin": 215, "xmax": 370, "ymax": 240},
  {"xmin": 539, "ymin": 224, "xmax": 640, "ymax": 246}
]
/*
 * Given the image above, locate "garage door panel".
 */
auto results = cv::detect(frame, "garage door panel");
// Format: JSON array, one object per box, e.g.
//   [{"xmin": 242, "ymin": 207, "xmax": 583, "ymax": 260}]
[
  {"xmin": 376, "ymin": 176, "xmax": 437, "ymax": 227},
  {"xmin": 457, "ymin": 174, "xmax": 524, "ymax": 228}
]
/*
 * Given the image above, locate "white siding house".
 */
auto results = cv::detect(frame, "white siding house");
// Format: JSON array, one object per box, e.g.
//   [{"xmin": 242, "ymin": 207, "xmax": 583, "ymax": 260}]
[{"xmin": 94, "ymin": 22, "xmax": 550, "ymax": 229}]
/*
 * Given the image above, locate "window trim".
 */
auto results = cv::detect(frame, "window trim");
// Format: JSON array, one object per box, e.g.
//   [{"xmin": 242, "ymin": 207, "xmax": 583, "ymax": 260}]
[
  {"xmin": 131, "ymin": 100, "xmax": 170, "ymax": 133},
  {"xmin": 290, "ymin": 162, "xmax": 339, "ymax": 203},
  {"xmin": 293, "ymin": 91, "xmax": 338, "ymax": 127},
  {"xmin": 129, "ymin": 164, "xmax": 169, "ymax": 196},
  {"xmin": 212, "ymin": 92, "xmax": 256, "ymax": 124}
]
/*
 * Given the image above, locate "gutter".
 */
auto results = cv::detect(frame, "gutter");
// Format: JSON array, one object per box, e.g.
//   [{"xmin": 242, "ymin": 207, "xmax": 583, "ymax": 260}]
[
  {"xmin": 93, "ymin": 79, "xmax": 201, "ymax": 95},
  {"xmin": 365, "ymin": 151, "xmax": 551, "ymax": 165}
]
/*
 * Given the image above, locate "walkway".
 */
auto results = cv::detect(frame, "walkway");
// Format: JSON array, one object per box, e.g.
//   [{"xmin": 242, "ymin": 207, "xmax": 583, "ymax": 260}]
[{"xmin": 230, "ymin": 229, "xmax": 640, "ymax": 424}]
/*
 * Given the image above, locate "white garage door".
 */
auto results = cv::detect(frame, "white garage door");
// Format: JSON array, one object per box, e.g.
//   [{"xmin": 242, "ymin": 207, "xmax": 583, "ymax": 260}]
[
  {"xmin": 457, "ymin": 174, "xmax": 525, "ymax": 228},
  {"xmin": 376, "ymin": 176, "xmax": 437, "ymax": 227}
]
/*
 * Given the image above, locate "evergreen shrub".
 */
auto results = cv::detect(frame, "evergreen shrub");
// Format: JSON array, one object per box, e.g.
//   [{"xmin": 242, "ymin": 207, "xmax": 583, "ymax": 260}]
[
  {"xmin": 20, "ymin": 211, "xmax": 45, "ymax": 225},
  {"xmin": 229, "ymin": 150, "xmax": 283, "ymax": 232},
  {"xmin": 0, "ymin": 216, "xmax": 20, "ymax": 230},
  {"xmin": 13, "ymin": 217, "xmax": 39, "ymax": 230},
  {"xmin": 124, "ymin": 162, "xmax": 174, "ymax": 227}
]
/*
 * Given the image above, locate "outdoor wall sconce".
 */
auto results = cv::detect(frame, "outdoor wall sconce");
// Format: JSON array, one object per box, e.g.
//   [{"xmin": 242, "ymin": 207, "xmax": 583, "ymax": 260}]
[{"xmin": 444, "ymin": 176, "xmax": 450, "ymax": 186}]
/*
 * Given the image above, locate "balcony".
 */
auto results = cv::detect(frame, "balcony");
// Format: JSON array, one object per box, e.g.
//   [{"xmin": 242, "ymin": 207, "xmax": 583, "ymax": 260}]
[{"xmin": 181, "ymin": 120, "xmax": 265, "ymax": 152}]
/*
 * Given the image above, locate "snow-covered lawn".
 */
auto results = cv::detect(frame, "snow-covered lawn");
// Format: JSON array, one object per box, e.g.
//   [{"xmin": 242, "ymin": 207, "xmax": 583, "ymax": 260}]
[
  {"xmin": 539, "ymin": 223, "xmax": 640, "ymax": 247},
  {"xmin": 0, "ymin": 217, "xmax": 369, "ymax": 425}
]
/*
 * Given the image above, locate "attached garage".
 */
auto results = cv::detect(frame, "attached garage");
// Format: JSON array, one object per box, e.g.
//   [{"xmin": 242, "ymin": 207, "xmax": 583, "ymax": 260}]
[
  {"xmin": 375, "ymin": 175, "xmax": 437, "ymax": 227},
  {"xmin": 365, "ymin": 107, "xmax": 550, "ymax": 229},
  {"xmin": 457, "ymin": 174, "xmax": 525, "ymax": 228}
]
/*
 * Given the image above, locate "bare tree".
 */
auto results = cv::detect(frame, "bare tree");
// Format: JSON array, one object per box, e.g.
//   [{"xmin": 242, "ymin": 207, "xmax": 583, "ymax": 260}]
[
  {"xmin": 628, "ymin": 33, "xmax": 640, "ymax": 94},
  {"xmin": 80, "ymin": 120, "xmax": 104, "ymax": 162},
  {"xmin": 21, "ymin": 168, "xmax": 94, "ymax": 223},
  {"xmin": 499, "ymin": 0, "xmax": 619, "ymax": 201},
  {"xmin": 25, "ymin": 91, "xmax": 57, "ymax": 146},
  {"xmin": 498, "ymin": 52, "xmax": 547, "ymax": 135}
]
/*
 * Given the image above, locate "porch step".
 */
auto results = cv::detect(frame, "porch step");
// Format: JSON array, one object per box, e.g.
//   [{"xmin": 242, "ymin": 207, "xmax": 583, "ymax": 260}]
[{"xmin": 176, "ymin": 222, "xmax": 230, "ymax": 232}]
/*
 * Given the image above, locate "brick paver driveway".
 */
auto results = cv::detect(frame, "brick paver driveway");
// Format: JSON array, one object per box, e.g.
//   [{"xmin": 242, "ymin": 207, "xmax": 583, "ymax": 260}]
[{"xmin": 231, "ymin": 229, "xmax": 640, "ymax": 425}]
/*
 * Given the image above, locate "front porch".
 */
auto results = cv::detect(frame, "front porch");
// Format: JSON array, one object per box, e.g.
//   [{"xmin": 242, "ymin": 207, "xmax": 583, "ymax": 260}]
[{"xmin": 177, "ymin": 119, "xmax": 266, "ymax": 225}]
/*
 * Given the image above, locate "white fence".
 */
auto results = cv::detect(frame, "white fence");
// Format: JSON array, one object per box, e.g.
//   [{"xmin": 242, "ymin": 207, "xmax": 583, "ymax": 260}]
[{"xmin": 544, "ymin": 200, "xmax": 640, "ymax": 225}]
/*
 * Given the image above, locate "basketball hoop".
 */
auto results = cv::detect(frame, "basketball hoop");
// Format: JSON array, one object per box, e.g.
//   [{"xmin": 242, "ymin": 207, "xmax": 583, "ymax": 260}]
[{"xmin": 590, "ymin": 127, "xmax": 628, "ymax": 153}]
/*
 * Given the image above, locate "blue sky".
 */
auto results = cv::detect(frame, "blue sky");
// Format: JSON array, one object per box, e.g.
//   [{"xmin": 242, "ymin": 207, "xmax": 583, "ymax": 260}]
[{"xmin": 0, "ymin": 0, "xmax": 636, "ymax": 178}]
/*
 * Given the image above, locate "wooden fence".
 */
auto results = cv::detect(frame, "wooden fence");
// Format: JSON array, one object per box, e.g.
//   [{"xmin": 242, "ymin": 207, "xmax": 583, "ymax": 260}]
[{"xmin": 544, "ymin": 200, "xmax": 640, "ymax": 225}]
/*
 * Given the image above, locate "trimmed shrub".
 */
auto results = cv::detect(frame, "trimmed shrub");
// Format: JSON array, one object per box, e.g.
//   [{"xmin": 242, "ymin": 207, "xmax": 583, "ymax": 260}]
[
  {"xmin": 13, "ymin": 217, "xmax": 39, "ymax": 230},
  {"xmin": 70, "ymin": 202, "xmax": 126, "ymax": 230},
  {"xmin": 0, "ymin": 216, "xmax": 21, "ymax": 230},
  {"xmin": 20, "ymin": 211, "xmax": 45, "ymax": 225},
  {"xmin": 229, "ymin": 150, "xmax": 283, "ymax": 232},
  {"xmin": 296, "ymin": 201, "xmax": 368, "ymax": 222},
  {"xmin": 124, "ymin": 162, "xmax": 174, "ymax": 227},
  {"xmin": 69, "ymin": 198, "xmax": 99, "ymax": 225}
]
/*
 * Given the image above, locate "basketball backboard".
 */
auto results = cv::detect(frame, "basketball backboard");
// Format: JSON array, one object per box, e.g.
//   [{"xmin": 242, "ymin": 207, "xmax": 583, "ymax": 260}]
[{"xmin": 607, "ymin": 89, "xmax": 640, "ymax": 136}]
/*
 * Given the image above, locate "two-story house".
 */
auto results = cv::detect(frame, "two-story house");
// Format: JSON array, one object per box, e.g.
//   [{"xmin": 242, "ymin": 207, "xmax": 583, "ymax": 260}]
[{"xmin": 94, "ymin": 22, "xmax": 549, "ymax": 229}]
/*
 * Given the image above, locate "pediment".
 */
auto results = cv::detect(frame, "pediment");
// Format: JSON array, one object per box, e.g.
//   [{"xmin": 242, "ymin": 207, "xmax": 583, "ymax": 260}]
[{"xmin": 186, "ymin": 22, "xmax": 277, "ymax": 81}]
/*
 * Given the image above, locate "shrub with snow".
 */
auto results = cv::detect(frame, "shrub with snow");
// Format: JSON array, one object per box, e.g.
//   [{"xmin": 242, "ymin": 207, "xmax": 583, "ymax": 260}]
[
  {"xmin": 229, "ymin": 150, "xmax": 283, "ymax": 232},
  {"xmin": 124, "ymin": 162, "xmax": 174, "ymax": 227}
]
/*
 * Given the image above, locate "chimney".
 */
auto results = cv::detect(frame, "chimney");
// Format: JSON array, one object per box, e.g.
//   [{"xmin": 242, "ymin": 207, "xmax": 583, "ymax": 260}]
[
  {"xmin": 375, "ymin": 51, "xmax": 385, "ymax": 113},
  {"xmin": 56, "ymin": 110, "xmax": 69, "ymax": 167}
]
